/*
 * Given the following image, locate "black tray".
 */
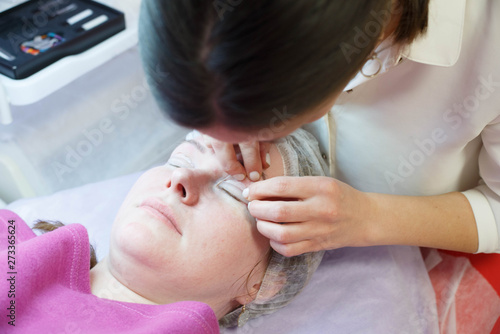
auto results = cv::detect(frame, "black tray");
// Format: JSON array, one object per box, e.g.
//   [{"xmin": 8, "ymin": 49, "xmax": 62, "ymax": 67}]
[{"xmin": 0, "ymin": 0, "xmax": 125, "ymax": 79}]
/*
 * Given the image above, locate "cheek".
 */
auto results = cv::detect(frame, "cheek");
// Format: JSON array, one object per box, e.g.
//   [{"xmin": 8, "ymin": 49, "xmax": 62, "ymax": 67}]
[
  {"xmin": 194, "ymin": 208, "xmax": 269, "ymax": 267},
  {"xmin": 111, "ymin": 211, "xmax": 172, "ymax": 268},
  {"xmin": 196, "ymin": 210, "xmax": 241, "ymax": 249},
  {"xmin": 129, "ymin": 167, "xmax": 168, "ymax": 195},
  {"xmin": 113, "ymin": 221, "xmax": 150, "ymax": 256},
  {"xmin": 116, "ymin": 168, "xmax": 168, "ymax": 216}
]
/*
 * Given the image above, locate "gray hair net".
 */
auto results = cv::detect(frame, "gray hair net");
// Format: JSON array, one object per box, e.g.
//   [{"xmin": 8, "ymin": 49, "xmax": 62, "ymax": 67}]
[{"xmin": 214, "ymin": 128, "xmax": 330, "ymax": 328}]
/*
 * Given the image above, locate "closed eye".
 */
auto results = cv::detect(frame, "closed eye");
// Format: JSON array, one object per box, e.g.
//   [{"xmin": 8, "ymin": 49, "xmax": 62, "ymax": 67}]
[
  {"xmin": 217, "ymin": 178, "xmax": 249, "ymax": 205},
  {"xmin": 220, "ymin": 188, "xmax": 246, "ymax": 204},
  {"xmin": 166, "ymin": 154, "xmax": 194, "ymax": 168}
]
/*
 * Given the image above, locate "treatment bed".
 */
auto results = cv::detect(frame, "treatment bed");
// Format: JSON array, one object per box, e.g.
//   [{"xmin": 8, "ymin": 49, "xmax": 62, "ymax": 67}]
[{"xmin": 7, "ymin": 172, "xmax": 500, "ymax": 333}]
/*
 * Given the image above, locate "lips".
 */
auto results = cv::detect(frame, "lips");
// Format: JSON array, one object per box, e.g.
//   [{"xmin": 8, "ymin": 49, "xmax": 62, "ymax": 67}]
[{"xmin": 140, "ymin": 198, "xmax": 182, "ymax": 235}]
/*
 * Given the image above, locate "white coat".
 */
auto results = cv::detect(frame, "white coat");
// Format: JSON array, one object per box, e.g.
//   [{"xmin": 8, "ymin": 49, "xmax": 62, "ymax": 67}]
[{"xmin": 322, "ymin": 0, "xmax": 500, "ymax": 253}]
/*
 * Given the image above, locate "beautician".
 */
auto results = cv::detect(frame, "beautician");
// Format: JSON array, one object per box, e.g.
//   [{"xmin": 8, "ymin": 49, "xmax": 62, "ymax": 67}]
[{"xmin": 139, "ymin": 0, "xmax": 500, "ymax": 256}]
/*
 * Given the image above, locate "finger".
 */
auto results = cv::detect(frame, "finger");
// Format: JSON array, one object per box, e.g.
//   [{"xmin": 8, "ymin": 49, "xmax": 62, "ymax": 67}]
[
  {"xmin": 210, "ymin": 140, "xmax": 246, "ymax": 179},
  {"xmin": 239, "ymin": 141, "xmax": 262, "ymax": 181},
  {"xmin": 185, "ymin": 130, "xmax": 202, "ymax": 141},
  {"xmin": 260, "ymin": 142, "xmax": 272, "ymax": 170},
  {"xmin": 246, "ymin": 176, "xmax": 321, "ymax": 201},
  {"xmin": 202, "ymin": 134, "xmax": 214, "ymax": 149},
  {"xmin": 256, "ymin": 220, "xmax": 310, "ymax": 244},
  {"xmin": 249, "ymin": 200, "xmax": 313, "ymax": 223},
  {"xmin": 270, "ymin": 240, "xmax": 314, "ymax": 257}
]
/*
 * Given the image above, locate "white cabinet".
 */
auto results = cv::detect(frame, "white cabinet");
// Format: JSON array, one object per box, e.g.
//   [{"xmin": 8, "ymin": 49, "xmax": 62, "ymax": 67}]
[
  {"xmin": 0, "ymin": 0, "xmax": 188, "ymax": 204},
  {"xmin": 0, "ymin": 0, "xmax": 140, "ymax": 124}
]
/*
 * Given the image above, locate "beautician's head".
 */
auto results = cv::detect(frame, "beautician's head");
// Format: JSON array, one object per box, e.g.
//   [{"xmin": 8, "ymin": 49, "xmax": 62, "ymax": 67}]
[
  {"xmin": 139, "ymin": 0, "xmax": 429, "ymax": 142},
  {"xmin": 108, "ymin": 129, "xmax": 329, "ymax": 324}
]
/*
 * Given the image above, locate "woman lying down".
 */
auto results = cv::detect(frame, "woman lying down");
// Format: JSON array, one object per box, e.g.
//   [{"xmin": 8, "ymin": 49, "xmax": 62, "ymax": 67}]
[{"xmin": 0, "ymin": 129, "xmax": 328, "ymax": 333}]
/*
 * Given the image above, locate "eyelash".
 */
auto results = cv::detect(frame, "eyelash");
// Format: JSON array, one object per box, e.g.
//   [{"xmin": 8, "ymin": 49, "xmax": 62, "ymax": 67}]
[
  {"xmin": 216, "ymin": 178, "xmax": 248, "ymax": 204},
  {"xmin": 220, "ymin": 188, "xmax": 241, "ymax": 202},
  {"xmin": 166, "ymin": 155, "xmax": 194, "ymax": 169}
]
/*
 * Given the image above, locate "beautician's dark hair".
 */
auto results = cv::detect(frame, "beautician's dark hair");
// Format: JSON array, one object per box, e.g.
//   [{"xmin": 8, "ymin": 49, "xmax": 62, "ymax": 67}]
[
  {"xmin": 139, "ymin": 0, "xmax": 429, "ymax": 131},
  {"xmin": 394, "ymin": 0, "xmax": 430, "ymax": 44}
]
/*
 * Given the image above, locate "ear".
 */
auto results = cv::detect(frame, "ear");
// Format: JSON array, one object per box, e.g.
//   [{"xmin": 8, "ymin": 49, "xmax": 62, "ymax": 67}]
[
  {"xmin": 234, "ymin": 281, "xmax": 262, "ymax": 306},
  {"xmin": 234, "ymin": 272, "xmax": 288, "ymax": 305}
]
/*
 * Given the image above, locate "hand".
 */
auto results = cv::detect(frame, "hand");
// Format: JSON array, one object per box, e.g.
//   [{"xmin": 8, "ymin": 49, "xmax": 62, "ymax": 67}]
[
  {"xmin": 202, "ymin": 135, "xmax": 271, "ymax": 181},
  {"xmin": 244, "ymin": 176, "xmax": 375, "ymax": 257}
]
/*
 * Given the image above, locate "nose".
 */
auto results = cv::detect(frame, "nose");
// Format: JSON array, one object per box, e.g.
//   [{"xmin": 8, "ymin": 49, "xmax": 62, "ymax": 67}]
[{"xmin": 167, "ymin": 168, "xmax": 205, "ymax": 205}]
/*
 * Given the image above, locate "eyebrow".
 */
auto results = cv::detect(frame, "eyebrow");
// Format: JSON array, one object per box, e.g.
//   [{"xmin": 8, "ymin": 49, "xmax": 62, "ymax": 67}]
[{"xmin": 184, "ymin": 139, "xmax": 206, "ymax": 154}]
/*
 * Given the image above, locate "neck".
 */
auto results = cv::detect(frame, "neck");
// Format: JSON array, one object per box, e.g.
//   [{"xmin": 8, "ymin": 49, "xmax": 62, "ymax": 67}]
[
  {"xmin": 90, "ymin": 257, "xmax": 235, "ymax": 319},
  {"xmin": 90, "ymin": 257, "xmax": 156, "ymax": 304}
]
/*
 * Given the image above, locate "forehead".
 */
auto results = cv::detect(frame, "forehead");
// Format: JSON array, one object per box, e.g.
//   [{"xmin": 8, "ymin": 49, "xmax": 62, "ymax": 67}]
[{"xmin": 176, "ymin": 139, "xmax": 207, "ymax": 154}]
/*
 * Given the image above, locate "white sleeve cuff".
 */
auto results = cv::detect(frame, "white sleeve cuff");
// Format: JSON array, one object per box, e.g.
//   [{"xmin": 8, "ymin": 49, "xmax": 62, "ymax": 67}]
[{"xmin": 461, "ymin": 189, "xmax": 499, "ymax": 253}]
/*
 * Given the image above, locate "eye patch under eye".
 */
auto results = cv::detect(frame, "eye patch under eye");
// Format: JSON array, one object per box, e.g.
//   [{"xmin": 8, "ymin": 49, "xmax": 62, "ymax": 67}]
[
  {"xmin": 216, "ymin": 176, "xmax": 249, "ymax": 205},
  {"xmin": 166, "ymin": 154, "xmax": 194, "ymax": 168}
]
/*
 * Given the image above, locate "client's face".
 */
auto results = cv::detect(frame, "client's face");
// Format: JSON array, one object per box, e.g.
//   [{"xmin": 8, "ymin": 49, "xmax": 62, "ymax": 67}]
[{"xmin": 108, "ymin": 135, "xmax": 284, "ymax": 315}]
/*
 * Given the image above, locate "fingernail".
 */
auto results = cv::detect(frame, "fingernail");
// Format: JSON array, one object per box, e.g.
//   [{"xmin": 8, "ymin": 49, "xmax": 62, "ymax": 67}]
[
  {"xmin": 249, "ymin": 171, "xmax": 260, "ymax": 181},
  {"xmin": 234, "ymin": 174, "xmax": 246, "ymax": 181},
  {"xmin": 185, "ymin": 130, "xmax": 201, "ymax": 140},
  {"xmin": 266, "ymin": 153, "xmax": 271, "ymax": 166},
  {"xmin": 242, "ymin": 188, "xmax": 249, "ymax": 199}
]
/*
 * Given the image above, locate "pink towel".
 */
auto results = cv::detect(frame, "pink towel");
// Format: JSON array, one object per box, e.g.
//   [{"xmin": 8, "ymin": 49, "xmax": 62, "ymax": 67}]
[{"xmin": 0, "ymin": 209, "xmax": 219, "ymax": 333}]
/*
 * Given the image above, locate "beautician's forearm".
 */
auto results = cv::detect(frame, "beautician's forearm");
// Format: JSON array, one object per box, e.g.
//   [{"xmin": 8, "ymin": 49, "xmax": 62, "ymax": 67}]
[{"xmin": 367, "ymin": 192, "xmax": 479, "ymax": 253}]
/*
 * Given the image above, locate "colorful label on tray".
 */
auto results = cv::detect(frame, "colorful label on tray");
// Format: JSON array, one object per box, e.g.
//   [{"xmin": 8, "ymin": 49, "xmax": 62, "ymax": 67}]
[{"xmin": 20, "ymin": 32, "xmax": 65, "ymax": 56}]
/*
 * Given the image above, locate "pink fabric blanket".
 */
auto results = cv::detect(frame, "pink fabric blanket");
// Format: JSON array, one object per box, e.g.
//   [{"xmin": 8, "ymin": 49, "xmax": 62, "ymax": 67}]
[{"xmin": 0, "ymin": 209, "xmax": 219, "ymax": 333}]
